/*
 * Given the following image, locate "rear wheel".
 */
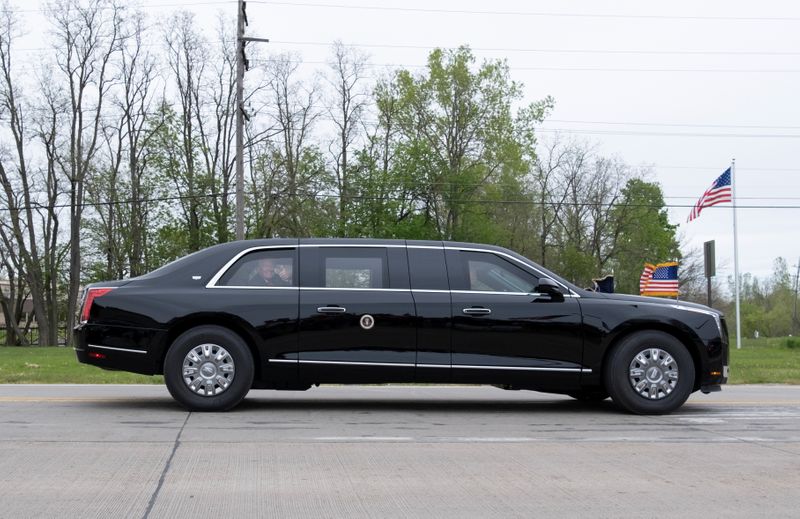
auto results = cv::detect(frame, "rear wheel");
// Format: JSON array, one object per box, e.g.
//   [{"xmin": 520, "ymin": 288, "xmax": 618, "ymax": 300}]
[
  {"xmin": 164, "ymin": 325, "xmax": 254, "ymax": 411},
  {"xmin": 604, "ymin": 331, "xmax": 695, "ymax": 415}
]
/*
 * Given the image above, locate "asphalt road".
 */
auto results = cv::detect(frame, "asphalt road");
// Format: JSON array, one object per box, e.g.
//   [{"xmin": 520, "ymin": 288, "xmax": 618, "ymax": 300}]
[{"xmin": 1, "ymin": 385, "xmax": 799, "ymax": 518}]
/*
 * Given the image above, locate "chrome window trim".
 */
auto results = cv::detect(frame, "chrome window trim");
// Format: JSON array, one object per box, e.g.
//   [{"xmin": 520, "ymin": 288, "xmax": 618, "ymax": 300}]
[
  {"xmin": 206, "ymin": 245, "xmax": 299, "ymax": 288},
  {"xmin": 209, "ymin": 286, "xmax": 300, "ymax": 291},
  {"xmin": 303, "ymin": 287, "xmax": 410, "ymax": 293},
  {"xmin": 88, "ymin": 344, "xmax": 147, "ymax": 354},
  {"xmin": 268, "ymin": 358, "xmax": 590, "ymax": 373},
  {"xmin": 206, "ymin": 243, "xmax": 579, "ymax": 297}
]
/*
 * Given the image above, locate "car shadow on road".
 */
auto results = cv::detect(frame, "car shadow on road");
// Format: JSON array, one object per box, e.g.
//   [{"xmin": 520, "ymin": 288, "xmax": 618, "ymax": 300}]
[
  {"xmin": 82, "ymin": 395, "xmax": 627, "ymax": 414},
  {"xmin": 233, "ymin": 396, "xmax": 622, "ymax": 415}
]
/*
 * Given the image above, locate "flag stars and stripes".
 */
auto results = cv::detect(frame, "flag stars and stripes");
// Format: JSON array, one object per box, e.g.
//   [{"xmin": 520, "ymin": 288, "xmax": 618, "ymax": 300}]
[{"xmin": 640, "ymin": 262, "xmax": 679, "ymax": 297}]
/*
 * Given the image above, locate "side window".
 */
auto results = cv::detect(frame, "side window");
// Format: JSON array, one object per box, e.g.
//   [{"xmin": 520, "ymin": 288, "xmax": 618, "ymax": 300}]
[
  {"xmin": 216, "ymin": 249, "xmax": 296, "ymax": 287},
  {"xmin": 452, "ymin": 251, "xmax": 538, "ymax": 293},
  {"xmin": 321, "ymin": 249, "xmax": 389, "ymax": 289}
]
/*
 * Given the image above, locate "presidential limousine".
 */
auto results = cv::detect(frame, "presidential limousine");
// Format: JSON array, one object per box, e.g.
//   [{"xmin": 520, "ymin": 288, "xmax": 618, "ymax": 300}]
[{"xmin": 74, "ymin": 238, "xmax": 729, "ymax": 414}]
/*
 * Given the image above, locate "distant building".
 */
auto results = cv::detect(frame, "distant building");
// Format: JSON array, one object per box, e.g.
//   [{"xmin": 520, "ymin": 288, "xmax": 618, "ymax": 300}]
[{"xmin": 0, "ymin": 279, "xmax": 34, "ymax": 326}]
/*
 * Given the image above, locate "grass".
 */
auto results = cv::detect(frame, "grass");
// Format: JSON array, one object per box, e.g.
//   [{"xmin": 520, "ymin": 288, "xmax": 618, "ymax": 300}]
[
  {"xmin": 728, "ymin": 336, "xmax": 800, "ymax": 384},
  {"xmin": 0, "ymin": 346, "xmax": 162, "ymax": 384},
  {"xmin": 0, "ymin": 337, "xmax": 798, "ymax": 384}
]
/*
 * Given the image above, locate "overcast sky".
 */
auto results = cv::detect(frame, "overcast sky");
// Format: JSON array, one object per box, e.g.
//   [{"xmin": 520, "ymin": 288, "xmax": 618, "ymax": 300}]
[{"xmin": 18, "ymin": 0, "xmax": 800, "ymax": 281}]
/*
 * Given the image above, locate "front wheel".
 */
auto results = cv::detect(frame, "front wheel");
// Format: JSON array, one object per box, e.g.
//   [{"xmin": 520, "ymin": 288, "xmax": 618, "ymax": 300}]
[
  {"xmin": 164, "ymin": 325, "xmax": 254, "ymax": 411},
  {"xmin": 604, "ymin": 331, "xmax": 695, "ymax": 415}
]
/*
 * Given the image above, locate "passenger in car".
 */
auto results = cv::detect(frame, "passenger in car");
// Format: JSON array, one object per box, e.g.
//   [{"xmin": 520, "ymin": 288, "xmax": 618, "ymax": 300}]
[
  {"xmin": 250, "ymin": 257, "xmax": 292, "ymax": 286},
  {"xmin": 468, "ymin": 261, "xmax": 495, "ymax": 291}
]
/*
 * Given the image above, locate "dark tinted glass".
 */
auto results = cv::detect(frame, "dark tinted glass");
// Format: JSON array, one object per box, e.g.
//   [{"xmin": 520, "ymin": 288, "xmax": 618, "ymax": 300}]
[
  {"xmin": 318, "ymin": 248, "xmax": 389, "ymax": 289},
  {"xmin": 450, "ymin": 251, "xmax": 538, "ymax": 292},
  {"xmin": 217, "ymin": 249, "xmax": 296, "ymax": 287},
  {"xmin": 407, "ymin": 247, "xmax": 449, "ymax": 290}
]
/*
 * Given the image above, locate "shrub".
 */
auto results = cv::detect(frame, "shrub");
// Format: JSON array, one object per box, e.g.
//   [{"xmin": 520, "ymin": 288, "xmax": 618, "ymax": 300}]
[{"xmin": 786, "ymin": 337, "xmax": 800, "ymax": 349}]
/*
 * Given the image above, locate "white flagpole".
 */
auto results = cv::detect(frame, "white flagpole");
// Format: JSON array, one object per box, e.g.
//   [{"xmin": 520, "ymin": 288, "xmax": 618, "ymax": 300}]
[{"xmin": 732, "ymin": 159, "xmax": 742, "ymax": 349}]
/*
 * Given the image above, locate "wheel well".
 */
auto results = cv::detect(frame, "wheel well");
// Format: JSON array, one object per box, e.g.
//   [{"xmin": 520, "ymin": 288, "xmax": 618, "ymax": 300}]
[
  {"xmin": 160, "ymin": 315, "xmax": 262, "ymax": 381},
  {"xmin": 601, "ymin": 325, "xmax": 702, "ymax": 391}
]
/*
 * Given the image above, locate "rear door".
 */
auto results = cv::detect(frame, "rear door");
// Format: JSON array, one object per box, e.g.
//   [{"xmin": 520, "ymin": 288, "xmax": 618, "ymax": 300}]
[{"xmin": 297, "ymin": 244, "xmax": 416, "ymax": 383}]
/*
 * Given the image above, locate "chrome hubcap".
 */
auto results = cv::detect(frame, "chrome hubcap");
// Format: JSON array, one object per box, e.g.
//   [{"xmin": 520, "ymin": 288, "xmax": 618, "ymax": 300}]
[
  {"xmin": 182, "ymin": 343, "xmax": 235, "ymax": 396},
  {"xmin": 628, "ymin": 347, "xmax": 678, "ymax": 400}
]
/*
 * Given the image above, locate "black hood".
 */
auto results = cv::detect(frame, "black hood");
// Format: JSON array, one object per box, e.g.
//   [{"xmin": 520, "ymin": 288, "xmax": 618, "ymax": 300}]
[{"xmin": 590, "ymin": 292, "xmax": 722, "ymax": 315}]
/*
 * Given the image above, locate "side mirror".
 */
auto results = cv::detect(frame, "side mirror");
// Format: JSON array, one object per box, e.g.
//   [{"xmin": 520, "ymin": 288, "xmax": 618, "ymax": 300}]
[{"xmin": 535, "ymin": 278, "xmax": 564, "ymax": 300}]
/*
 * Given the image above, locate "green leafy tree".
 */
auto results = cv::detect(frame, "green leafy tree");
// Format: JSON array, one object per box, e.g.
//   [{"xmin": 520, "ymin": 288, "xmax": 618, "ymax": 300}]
[
  {"xmin": 611, "ymin": 178, "xmax": 680, "ymax": 294},
  {"xmin": 387, "ymin": 46, "xmax": 552, "ymax": 241}
]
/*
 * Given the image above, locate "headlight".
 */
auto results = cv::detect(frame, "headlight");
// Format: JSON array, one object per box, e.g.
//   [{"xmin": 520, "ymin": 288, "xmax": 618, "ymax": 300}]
[{"xmin": 669, "ymin": 304, "xmax": 723, "ymax": 335}]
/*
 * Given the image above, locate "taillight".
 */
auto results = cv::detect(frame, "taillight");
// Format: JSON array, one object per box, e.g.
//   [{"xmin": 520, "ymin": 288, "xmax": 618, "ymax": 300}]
[{"xmin": 80, "ymin": 287, "xmax": 116, "ymax": 323}]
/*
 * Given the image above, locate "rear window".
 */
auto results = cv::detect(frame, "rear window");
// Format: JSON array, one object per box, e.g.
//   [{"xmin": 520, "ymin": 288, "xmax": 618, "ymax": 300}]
[{"xmin": 216, "ymin": 249, "xmax": 296, "ymax": 287}]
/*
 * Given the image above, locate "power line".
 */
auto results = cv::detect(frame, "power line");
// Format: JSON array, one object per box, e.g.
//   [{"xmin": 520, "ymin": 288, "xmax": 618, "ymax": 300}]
[
  {"xmin": 0, "ymin": 1, "xmax": 234, "ymax": 14},
  {"xmin": 546, "ymin": 119, "xmax": 800, "ymax": 130},
  {"xmin": 4, "ymin": 189, "xmax": 800, "ymax": 213},
  {"xmin": 249, "ymin": 1, "xmax": 800, "ymax": 22},
  {"xmin": 253, "ymin": 57, "xmax": 800, "ymax": 74},
  {"xmin": 536, "ymin": 128, "xmax": 800, "ymax": 138},
  {"xmin": 267, "ymin": 40, "xmax": 800, "ymax": 57}
]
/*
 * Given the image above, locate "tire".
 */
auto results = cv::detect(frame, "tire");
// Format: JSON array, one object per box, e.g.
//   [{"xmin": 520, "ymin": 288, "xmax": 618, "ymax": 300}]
[
  {"xmin": 568, "ymin": 389, "xmax": 609, "ymax": 402},
  {"xmin": 604, "ymin": 330, "xmax": 695, "ymax": 415},
  {"xmin": 164, "ymin": 325, "xmax": 254, "ymax": 412}
]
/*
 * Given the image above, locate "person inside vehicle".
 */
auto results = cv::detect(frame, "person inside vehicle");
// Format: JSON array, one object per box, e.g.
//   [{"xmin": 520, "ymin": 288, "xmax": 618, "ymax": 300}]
[{"xmin": 250, "ymin": 257, "xmax": 292, "ymax": 286}]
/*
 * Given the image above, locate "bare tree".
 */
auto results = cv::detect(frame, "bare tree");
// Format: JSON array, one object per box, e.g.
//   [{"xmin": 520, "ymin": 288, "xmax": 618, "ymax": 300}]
[
  {"xmin": 263, "ymin": 52, "xmax": 323, "ymax": 235},
  {"xmin": 48, "ymin": 0, "xmax": 123, "ymax": 344},
  {"xmin": 324, "ymin": 41, "xmax": 370, "ymax": 236},
  {"xmin": 0, "ymin": 3, "xmax": 62, "ymax": 345},
  {"xmin": 531, "ymin": 135, "xmax": 570, "ymax": 266},
  {"xmin": 86, "ymin": 10, "xmax": 160, "ymax": 279},
  {"xmin": 119, "ymin": 11, "xmax": 159, "ymax": 275},
  {"xmin": 164, "ymin": 10, "xmax": 208, "ymax": 251}
]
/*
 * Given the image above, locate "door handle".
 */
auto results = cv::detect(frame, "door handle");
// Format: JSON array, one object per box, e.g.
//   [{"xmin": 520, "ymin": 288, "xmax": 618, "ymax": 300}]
[
  {"xmin": 462, "ymin": 307, "xmax": 491, "ymax": 315},
  {"xmin": 317, "ymin": 306, "xmax": 346, "ymax": 313}
]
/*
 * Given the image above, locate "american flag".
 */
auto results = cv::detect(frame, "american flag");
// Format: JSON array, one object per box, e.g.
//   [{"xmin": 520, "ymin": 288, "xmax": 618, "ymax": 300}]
[
  {"xmin": 640, "ymin": 262, "xmax": 679, "ymax": 297},
  {"xmin": 687, "ymin": 168, "xmax": 733, "ymax": 222},
  {"xmin": 639, "ymin": 263, "xmax": 655, "ymax": 295}
]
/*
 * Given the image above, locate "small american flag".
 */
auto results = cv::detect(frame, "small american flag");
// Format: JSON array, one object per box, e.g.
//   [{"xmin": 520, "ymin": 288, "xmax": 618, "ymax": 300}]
[
  {"xmin": 639, "ymin": 263, "xmax": 655, "ymax": 295},
  {"xmin": 687, "ymin": 168, "xmax": 733, "ymax": 222},
  {"xmin": 640, "ymin": 262, "xmax": 679, "ymax": 297}
]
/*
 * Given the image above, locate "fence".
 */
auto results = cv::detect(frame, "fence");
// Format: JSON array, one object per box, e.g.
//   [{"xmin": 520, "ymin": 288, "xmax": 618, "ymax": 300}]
[{"xmin": 0, "ymin": 325, "xmax": 71, "ymax": 346}]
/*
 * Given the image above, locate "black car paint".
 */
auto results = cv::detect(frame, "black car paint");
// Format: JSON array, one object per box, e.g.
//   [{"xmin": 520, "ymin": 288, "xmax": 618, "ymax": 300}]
[{"xmin": 75, "ymin": 238, "xmax": 728, "ymax": 396}]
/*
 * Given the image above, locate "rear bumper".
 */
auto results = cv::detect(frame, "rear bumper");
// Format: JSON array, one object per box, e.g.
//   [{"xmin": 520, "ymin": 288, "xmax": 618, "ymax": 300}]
[{"xmin": 74, "ymin": 323, "xmax": 166, "ymax": 375}]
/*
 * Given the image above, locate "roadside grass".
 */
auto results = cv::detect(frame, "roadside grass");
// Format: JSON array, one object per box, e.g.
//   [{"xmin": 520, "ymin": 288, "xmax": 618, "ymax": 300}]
[
  {"xmin": 729, "ymin": 336, "xmax": 800, "ymax": 384},
  {"xmin": 0, "ymin": 347, "xmax": 162, "ymax": 384},
  {"xmin": 0, "ymin": 337, "xmax": 798, "ymax": 384}
]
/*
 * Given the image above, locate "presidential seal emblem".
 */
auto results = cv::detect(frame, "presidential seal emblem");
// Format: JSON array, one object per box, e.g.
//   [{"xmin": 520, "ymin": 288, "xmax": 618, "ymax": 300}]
[{"xmin": 360, "ymin": 314, "xmax": 375, "ymax": 330}]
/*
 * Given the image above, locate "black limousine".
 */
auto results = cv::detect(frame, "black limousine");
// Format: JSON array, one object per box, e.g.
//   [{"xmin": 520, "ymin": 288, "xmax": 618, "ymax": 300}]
[{"xmin": 75, "ymin": 239, "xmax": 729, "ymax": 414}]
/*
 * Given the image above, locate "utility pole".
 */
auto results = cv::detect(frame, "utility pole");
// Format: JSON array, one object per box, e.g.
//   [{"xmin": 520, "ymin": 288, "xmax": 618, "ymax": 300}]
[
  {"xmin": 235, "ymin": 0, "xmax": 269, "ymax": 240},
  {"xmin": 793, "ymin": 257, "xmax": 799, "ymax": 335},
  {"xmin": 704, "ymin": 240, "xmax": 715, "ymax": 308}
]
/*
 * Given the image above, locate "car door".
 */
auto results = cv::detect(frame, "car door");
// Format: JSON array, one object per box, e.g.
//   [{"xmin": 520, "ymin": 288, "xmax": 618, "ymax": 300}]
[
  {"xmin": 445, "ymin": 247, "xmax": 584, "ymax": 387},
  {"xmin": 406, "ymin": 242, "xmax": 452, "ymax": 382},
  {"xmin": 208, "ymin": 245, "xmax": 300, "ymax": 385},
  {"xmin": 297, "ymin": 244, "xmax": 416, "ymax": 383}
]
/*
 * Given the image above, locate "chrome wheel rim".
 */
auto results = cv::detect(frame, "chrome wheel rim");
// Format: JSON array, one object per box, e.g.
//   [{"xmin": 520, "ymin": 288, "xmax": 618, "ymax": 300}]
[
  {"xmin": 182, "ymin": 343, "xmax": 235, "ymax": 396},
  {"xmin": 628, "ymin": 348, "xmax": 678, "ymax": 400}
]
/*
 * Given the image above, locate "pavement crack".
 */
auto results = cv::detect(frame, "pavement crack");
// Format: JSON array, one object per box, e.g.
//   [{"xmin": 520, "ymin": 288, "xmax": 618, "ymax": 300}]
[{"xmin": 142, "ymin": 412, "xmax": 191, "ymax": 519}]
